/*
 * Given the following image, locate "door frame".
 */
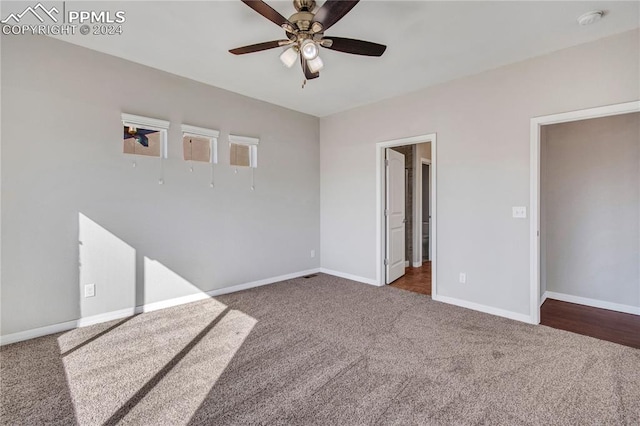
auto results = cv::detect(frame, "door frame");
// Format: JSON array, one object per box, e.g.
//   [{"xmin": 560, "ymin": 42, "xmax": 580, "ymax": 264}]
[
  {"xmin": 529, "ymin": 100, "xmax": 639, "ymax": 324},
  {"xmin": 376, "ymin": 133, "xmax": 437, "ymax": 294},
  {"xmin": 417, "ymin": 158, "xmax": 432, "ymax": 263}
]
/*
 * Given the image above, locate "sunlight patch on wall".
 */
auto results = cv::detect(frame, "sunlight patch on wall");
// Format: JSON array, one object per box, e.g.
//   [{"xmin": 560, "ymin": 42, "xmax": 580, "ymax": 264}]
[
  {"xmin": 143, "ymin": 256, "xmax": 207, "ymax": 306},
  {"xmin": 78, "ymin": 213, "xmax": 136, "ymax": 321}
]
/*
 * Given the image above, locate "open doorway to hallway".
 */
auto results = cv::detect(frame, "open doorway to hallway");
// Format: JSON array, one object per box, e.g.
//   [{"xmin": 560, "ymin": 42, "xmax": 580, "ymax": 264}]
[
  {"xmin": 383, "ymin": 141, "xmax": 434, "ymax": 296},
  {"xmin": 537, "ymin": 110, "xmax": 639, "ymax": 347},
  {"xmin": 530, "ymin": 100, "xmax": 639, "ymax": 347}
]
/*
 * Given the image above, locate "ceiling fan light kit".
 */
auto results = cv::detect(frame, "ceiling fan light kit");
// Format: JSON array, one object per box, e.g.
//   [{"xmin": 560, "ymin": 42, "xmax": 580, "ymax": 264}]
[
  {"xmin": 300, "ymin": 39, "xmax": 319, "ymax": 60},
  {"xmin": 280, "ymin": 46, "xmax": 298, "ymax": 68},
  {"xmin": 307, "ymin": 56, "xmax": 324, "ymax": 73},
  {"xmin": 230, "ymin": 0, "xmax": 386, "ymax": 83}
]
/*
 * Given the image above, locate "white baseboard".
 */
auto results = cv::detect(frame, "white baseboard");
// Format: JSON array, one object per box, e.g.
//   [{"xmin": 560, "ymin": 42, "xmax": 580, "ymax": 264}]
[
  {"xmin": 138, "ymin": 293, "xmax": 212, "ymax": 314},
  {"xmin": 543, "ymin": 291, "xmax": 640, "ymax": 315},
  {"xmin": 404, "ymin": 260, "xmax": 410, "ymax": 267},
  {"xmin": 207, "ymin": 268, "xmax": 321, "ymax": 297},
  {"xmin": 412, "ymin": 262, "xmax": 422, "ymax": 268},
  {"xmin": 77, "ymin": 307, "xmax": 137, "ymax": 328},
  {"xmin": 0, "ymin": 320, "xmax": 79, "ymax": 346},
  {"xmin": 0, "ymin": 268, "xmax": 321, "ymax": 346},
  {"xmin": 432, "ymin": 294, "xmax": 534, "ymax": 324},
  {"xmin": 319, "ymin": 268, "xmax": 381, "ymax": 287},
  {"xmin": 540, "ymin": 291, "xmax": 548, "ymax": 307}
]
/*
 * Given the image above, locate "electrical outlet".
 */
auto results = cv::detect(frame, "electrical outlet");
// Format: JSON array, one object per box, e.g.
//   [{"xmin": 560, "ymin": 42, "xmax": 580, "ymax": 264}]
[
  {"xmin": 310, "ymin": 249, "xmax": 315, "ymax": 258},
  {"xmin": 459, "ymin": 273, "xmax": 466, "ymax": 284},
  {"xmin": 84, "ymin": 283, "xmax": 96, "ymax": 298}
]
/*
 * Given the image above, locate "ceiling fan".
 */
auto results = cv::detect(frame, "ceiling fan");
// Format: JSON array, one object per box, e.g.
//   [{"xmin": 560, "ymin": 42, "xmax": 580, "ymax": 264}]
[
  {"xmin": 229, "ymin": 0, "xmax": 386, "ymax": 81},
  {"xmin": 124, "ymin": 126, "xmax": 157, "ymax": 147}
]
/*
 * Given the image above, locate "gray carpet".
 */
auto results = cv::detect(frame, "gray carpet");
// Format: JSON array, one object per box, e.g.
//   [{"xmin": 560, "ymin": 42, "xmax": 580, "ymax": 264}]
[{"xmin": 1, "ymin": 273, "xmax": 639, "ymax": 425}]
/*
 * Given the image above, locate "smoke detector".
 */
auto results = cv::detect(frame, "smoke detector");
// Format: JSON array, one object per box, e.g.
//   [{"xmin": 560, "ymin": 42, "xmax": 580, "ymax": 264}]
[{"xmin": 577, "ymin": 10, "xmax": 604, "ymax": 26}]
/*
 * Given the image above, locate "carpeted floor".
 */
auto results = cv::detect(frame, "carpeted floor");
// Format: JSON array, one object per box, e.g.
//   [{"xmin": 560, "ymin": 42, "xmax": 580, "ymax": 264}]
[{"xmin": 1, "ymin": 273, "xmax": 639, "ymax": 425}]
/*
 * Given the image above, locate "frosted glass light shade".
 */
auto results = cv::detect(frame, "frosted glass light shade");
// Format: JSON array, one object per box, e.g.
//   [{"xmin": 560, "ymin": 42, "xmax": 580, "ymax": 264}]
[
  {"xmin": 307, "ymin": 56, "xmax": 324, "ymax": 73},
  {"xmin": 279, "ymin": 47, "xmax": 298, "ymax": 68},
  {"xmin": 300, "ymin": 39, "xmax": 319, "ymax": 60}
]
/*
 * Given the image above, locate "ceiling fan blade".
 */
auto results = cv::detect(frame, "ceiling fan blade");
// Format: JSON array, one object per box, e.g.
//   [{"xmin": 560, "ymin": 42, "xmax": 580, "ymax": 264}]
[
  {"xmin": 123, "ymin": 127, "xmax": 158, "ymax": 138},
  {"xmin": 241, "ymin": 0, "xmax": 292, "ymax": 28},
  {"xmin": 301, "ymin": 56, "xmax": 319, "ymax": 80},
  {"xmin": 322, "ymin": 37, "xmax": 386, "ymax": 56},
  {"xmin": 137, "ymin": 129, "xmax": 159, "ymax": 135},
  {"xmin": 229, "ymin": 40, "xmax": 288, "ymax": 55},
  {"xmin": 313, "ymin": 0, "xmax": 359, "ymax": 31}
]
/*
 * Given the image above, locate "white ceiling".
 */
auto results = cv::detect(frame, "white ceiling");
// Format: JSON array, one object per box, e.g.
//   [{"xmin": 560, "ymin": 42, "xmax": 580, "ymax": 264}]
[{"xmin": 49, "ymin": 1, "xmax": 639, "ymax": 117}]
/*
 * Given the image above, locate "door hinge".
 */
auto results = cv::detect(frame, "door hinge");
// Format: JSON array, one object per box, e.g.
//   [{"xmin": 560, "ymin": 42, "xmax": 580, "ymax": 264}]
[
  {"xmin": 384, "ymin": 259, "xmax": 389, "ymax": 266},
  {"xmin": 385, "ymin": 159, "xmax": 389, "ymax": 166},
  {"xmin": 384, "ymin": 209, "xmax": 389, "ymax": 216}
]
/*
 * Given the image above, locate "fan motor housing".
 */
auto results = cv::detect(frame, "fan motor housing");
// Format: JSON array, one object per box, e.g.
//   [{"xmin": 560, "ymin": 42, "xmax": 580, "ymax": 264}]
[
  {"xmin": 293, "ymin": 0, "xmax": 316, "ymax": 12},
  {"xmin": 289, "ymin": 11, "xmax": 314, "ymax": 31}
]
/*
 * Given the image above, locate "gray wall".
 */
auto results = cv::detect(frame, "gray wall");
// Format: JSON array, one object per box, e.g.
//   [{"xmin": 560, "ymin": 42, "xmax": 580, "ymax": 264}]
[
  {"xmin": 320, "ymin": 29, "xmax": 639, "ymax": 317},
  {"xmin": 541, "ymin": 113, "xmax": 639, "ymax": 307},
  {"xmin": 1, "ymin": 35, "xmax": 320, "ymax": 335}
]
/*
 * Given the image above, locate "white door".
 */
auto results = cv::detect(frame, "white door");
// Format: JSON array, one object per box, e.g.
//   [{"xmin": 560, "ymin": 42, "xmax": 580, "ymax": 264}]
[{"xmin": 386, "ymin": 148, "xmax": 406, "ymax": 283}]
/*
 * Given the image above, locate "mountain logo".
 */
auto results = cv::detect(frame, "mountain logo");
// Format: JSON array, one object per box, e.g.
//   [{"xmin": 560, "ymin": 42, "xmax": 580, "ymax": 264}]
[{"xmin": 1, "ymin": 3, "xmax": 59, "ymax": 24}]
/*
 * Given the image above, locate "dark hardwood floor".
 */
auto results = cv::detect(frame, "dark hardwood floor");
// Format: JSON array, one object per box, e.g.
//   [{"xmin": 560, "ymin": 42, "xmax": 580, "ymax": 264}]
[
  {"xmin": 541, "ymin": 298, "xmax": 640, "ymax": 349},
  {"xmin": 390, "ymin": 268, "xmax": 639, "ymax": 349},
  {"xmin": 390, "ymin": 262, "xmax": 431, "ymax": 296}
]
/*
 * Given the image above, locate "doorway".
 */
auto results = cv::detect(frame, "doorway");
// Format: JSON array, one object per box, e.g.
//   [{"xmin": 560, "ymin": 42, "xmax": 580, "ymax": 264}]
[
  {"xmin": 530, "ymin": 100, "xmax": 640, "ymax": 326},
  {"xmin": 376, "ymin": 134, "xmax": 437, "ymax": 296}
]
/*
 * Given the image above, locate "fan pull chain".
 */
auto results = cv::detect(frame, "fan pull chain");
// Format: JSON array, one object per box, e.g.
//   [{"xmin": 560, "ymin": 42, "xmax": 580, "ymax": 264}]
[
  {"xmin": 230, "ymin": 141, "xmax": 238, "ymax": 174},
  {"xmin": 210, "ymin": 163, "xmax": 215, "ymax": 188},
  {"xmin": 132, "ymin": 141, "xmax": 137, "ymax": 168},
  {"xmin": 189, "ymin": 139, "xmax": 194, "ymax": 172},
  {"xmin": 251, "ymin": 168, "xmax": 255, "ymax": 191},
  {"xmin": 158, "ymin": 155, "xmax": 164, "ymax": 185},
  {"xmin": 302, "ymin": 79, "xmax": 307, "ymax": 89}
]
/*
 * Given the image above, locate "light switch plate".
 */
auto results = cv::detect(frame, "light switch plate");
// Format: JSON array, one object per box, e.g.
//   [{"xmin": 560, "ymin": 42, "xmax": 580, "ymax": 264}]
[{"xmin": 512, "ymin": 206, "xmax": 527, "ymax": 219}]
